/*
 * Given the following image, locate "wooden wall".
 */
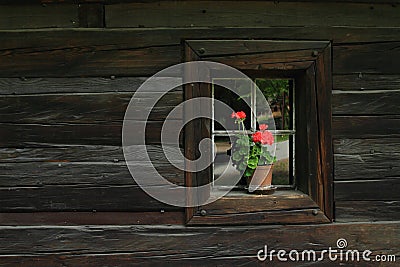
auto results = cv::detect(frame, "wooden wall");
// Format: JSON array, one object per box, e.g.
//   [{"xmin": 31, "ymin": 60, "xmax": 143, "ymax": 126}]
[{"xmin": 0, "ymin": 0, "xmax": 399, "ymax": 265}]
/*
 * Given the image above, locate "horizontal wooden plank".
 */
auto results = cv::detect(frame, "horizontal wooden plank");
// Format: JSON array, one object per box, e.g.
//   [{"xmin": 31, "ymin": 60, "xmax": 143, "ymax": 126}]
[
  {"xmin": 106, "ymin": 2, "xmax": 400, "ymax": 28},
  {"xmin": 0, "ymin": 185, "xmax": 181, "ymax": 211},
  {"xmin": 334, "ymin": 42, "xmax": 400, "ymax": 74},
  {"xmin": 78, "ymin": 3, "xmax": 104, "ymax": 28},
  {"xmin": 1, "ymin": 28, "xmax": 400, "ymax": 77},
  {"xmin": 203, "ymin": 190, "xmax": 317, "ymax": 215},
  {"xmin": 186, "ymin": 40, "xmax": 329, "ymax": 57},
  {"xmin": 201, "ymin": 52, "xmax": 315, "ymax": 70},
  {"xmin": 0, "ymin": 222, "xmax": 398, "ymax": 257},
  {"xmin": 0, "ymin": 144, "xmax": 181, "ymax": 163},
  {"xmin": 336, "ymin": 201, "xmax": 400, "ymax": 222},
  {"xmin": 189, "ymin": 209, "xmax": 329, "ymax": 225},
  {"xmin": 2, "ymin": 27, "xmax": 400, "ymax": 51},
  {"xmin": 332, "ymin": 90, "xmax": 400, "ymax": 115},
  {"xmin": 0, "ymin": 161, "xmax": 183, "ymax": 187},
  {"xmin": 0, "ymin": 4, "xmax": 78, "ymax": 29},
  {"xmin": 0, "ymin": 211, "xmax": 185, "ymax": 226},
  {"xmin": 333, "ymin": 74, "xmax": 400, "ymax": 91},
  {"xmin": 335, "ymin": 179, "xmax": 400, "ymax": 201},
  {"xmin": 0, "ymin": 120, "xmax": 183, "ymax": 146},
  {"xmin": 0, "ymin": 145, "xmax": 184, "ymax": 186},
  {"xmin": 0, "ymin": 91, "xmax": 182, "ymax": 123},
  {"xmin": 0, "ymin": 42, "xmax": 181, "ymax": 77},
  {"xmin": 0, "ymin": 77, "xmax": 183, "ymax": 94},
  {"xmin": 0, "ymin": 253, "xmax": 398, "ymax": 267},
  {"xmin": 332, "ymin": 116, "xmax": 400, "ymax": 138},
  {"xmin": 334, "ymin": 138, "xmax": 400, "ymax": 180}
]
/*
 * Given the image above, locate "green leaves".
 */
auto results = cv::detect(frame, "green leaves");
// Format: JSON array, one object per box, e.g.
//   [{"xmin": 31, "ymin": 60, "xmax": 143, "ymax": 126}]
[{"xmin": 230, "ymin": 133, "xmax": 276, "ymax": 177}]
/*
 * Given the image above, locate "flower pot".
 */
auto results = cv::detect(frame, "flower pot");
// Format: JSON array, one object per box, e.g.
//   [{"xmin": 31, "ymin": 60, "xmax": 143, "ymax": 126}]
[{"xmin": 246, "ymin": 164, "xmax": 274, "ymax": 193}]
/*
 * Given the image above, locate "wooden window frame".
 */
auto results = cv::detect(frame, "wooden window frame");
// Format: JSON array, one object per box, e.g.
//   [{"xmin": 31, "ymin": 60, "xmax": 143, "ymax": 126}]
[{"xmin": 184, "ymin": 40, "xmax": 333, "ymax": 225}]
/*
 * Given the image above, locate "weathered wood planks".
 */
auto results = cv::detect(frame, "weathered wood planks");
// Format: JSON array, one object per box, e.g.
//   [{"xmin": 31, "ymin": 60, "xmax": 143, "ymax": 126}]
[
  {"xmin": 1, "ymin": 29, "xmax": 400, "ymax": 77},
  {"xmin": 0, "ymin": 185, "xmax": 183, "ymax": 211},
  {"xmin": 0, "ymin": 222, "xmax": 398, "ymax": 257},
  {"xmin": 334, "ymin": 138, "xmax": 400, "ymax": 180},
  {"xmin": 0, "ymin": 91, "xmax": 182, "ymax": 123},
  {"xmin": 106, "ymin": 2, "xmax": 400, "ymax": 28},
  {"xmin": 0, "ymin": 4, "xmax": 79, "ymax": 29},
  {"xmin": 336, "ymin": 201, "xmax": 400, "ymax": 222},
  {"xmin": 332, "ymin": 116, "xmax": 400, "ymax": 138}
]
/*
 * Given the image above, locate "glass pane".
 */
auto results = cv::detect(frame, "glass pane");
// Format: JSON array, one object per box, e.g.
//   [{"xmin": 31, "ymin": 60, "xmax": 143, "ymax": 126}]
[
  {"xmin": 255, "ymin": 79, "xmax": 292, "ymax": 130},
  {"xmin": 213, "ymin": 136, "xmax": 244, "ymax": 186},
  {"xmin": 213, "ymin": 79, "xmax": 253, "ymax": 131},
  {"xmin": 272, "ymin": 134, "xmax": 291, "ymax": 185}
]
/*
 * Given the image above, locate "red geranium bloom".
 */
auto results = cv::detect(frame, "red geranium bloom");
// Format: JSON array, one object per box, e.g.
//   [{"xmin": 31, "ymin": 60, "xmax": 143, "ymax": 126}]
[
  {"xmin": 236, "ymin": 111, "xmax": 246, "ymax": 119},
  {"xmin": 261, "ymin": 130, "xmax": 274, "ymax": 145},
  {"xmin": 231, "ymin": 111, "xmax": 246, "ymax": 120},
  {"xmin": 252, "ymin": 131, "xmax": 262, "ymax": 143},
  {"xmin": 259, "ymin": 124, "xmax": 268, "ymax": 131}
]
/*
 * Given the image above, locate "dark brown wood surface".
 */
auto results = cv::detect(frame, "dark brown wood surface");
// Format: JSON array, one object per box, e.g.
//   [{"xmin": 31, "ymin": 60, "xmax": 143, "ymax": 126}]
[
  {"xmin": 0, "ymin": 222, "xmax": 398, "ymax": 261},
  {"xmin": 106, "ymin": 2, "xmax": 400, "ymax": 28},
  {"xmin": 334, "ymin": 138, "xmax": 400, "ymax": 180},
  {"xmin": 0, "ymin": 1, "xmax": 399, "ymax": 261},
  {"xmin": 1, "ymin": 28, "xmax": 400, "ymax": 77},
  {"xmin": 0, "ymin": 4, "xmax": 79, "ymax": 29}
]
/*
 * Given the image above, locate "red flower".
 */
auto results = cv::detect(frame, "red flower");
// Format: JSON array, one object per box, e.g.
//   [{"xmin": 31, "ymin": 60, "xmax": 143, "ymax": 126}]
[
  {"xmin": 236, "ymin": 111, "xmax": 246, "ymax": 119},
  {"xmin": 252, "ymin": 131, "xmax": 262, "ymax": 143},
  {"xmin": 231, "ymin": 111, "xmax": 246, "ymax": 120},
  {"xmin": 261, "ymin": 130, "xmax": 274, "ymax": 145},
  {"xmin": 259, "ymin": 124, "xmax": 268, "ymax": 131}
]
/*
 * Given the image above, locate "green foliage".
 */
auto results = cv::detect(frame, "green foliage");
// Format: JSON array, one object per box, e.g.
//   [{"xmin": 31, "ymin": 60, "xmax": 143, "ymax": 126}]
[{"xmin": 231, "ymin": 135, "xmax": 276, "ymax": 178}]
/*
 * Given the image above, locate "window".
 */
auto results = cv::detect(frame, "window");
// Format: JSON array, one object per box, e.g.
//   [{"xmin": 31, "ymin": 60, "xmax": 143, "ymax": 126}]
[
  {"xmin": 184, "ymin": 40, "xmax": 333, "ymax": 225},
  {"xmin": 212, "ymin": 78, "xmax": 295, "ymax": 188}
]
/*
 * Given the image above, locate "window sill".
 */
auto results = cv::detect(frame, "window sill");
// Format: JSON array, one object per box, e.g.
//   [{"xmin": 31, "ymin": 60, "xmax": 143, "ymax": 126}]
[{"xmin": 187, "ymin": 189, "xmax": 330, "ymax": 226}]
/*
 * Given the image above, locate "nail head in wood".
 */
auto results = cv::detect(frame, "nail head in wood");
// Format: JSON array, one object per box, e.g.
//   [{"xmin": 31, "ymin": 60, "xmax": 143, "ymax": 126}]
[
  {"xmin": 200, "ymin": 209, "xmax": 207, "ymax": 216},
  {"xmin": 198, "ymin": 48, "xmax": 206, "ymax": 55},
  {"xmin": 312, "ymin": 50, "xmax": 319, "ymax": 57},
  {"xmin": 312, "ymin": 209, "xmax": 319, "ymax": 216}
]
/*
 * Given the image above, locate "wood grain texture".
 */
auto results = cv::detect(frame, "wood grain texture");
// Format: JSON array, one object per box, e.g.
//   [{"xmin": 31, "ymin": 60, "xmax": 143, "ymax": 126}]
[
  {"xmin": 202, "ymin": 190, "xmax": 318, "ymax": 215},
  {"xmin": 333, "ymin": 42, "xmax": 400, "ymax": 74},
  {"xmin": 78, "ymin": 3, "xmax": 104, "ymax": 28},
  {"xmin": 0, "ymin": 145, "xmax": 184, "ymax": 186},
  {"xmin": 334, "ymin": 138, "xmax": 400, "ymax": 180},
  {"xmin": 0, "ymin": 91, "xmax": 182, "ymax": 123},
  {"xmin": 0, "ymin": 211, "xmax": 185, "ymax": 225},
  {"xmin": 0, "ymin": 120, "xmax": 182, "ymax": 146},
  {"xmin": 186, "ymin": 40, "xmax": 330, "ymax": 57},
  {"xmin": 0, "ymin": 42, "xmax": 181, "ymax": 77},
  {"xmin": 0, "ymin": 77, "xmax": 182, "ymax": 94},
  {"xmin": 2, "ymin": 28, "xmax": 400, "ymax": 77},
  {"xmin": 188, "ymin": 209, "xmax": 329, "ymax": 225},
  {"xmin": 332, "ymin": 90, "xmax": 400, "ymax": 115},
  {"xmin": 332, "ymin": 116, "xmax": 400, "ymax": 138},
  {"xmin": 315, "ymin": 43, "xmax": 334, "ymax": 220},
  {"xmin": 0, "ymin": 222, "xmax": 398, "ymax": 256},
  {"xmin": 0, "ymin": 4, "xmax": 78, "ymax": 29},
  {"xmin": 0, "ymin": 254, "xmax": 398, "ymax": 267},
  {"xmin": 336, "ymin": 201, "xmax": 400, "ymax": 222},
  {"xmin": 333, "ymin": 74, "xmax": 400, "ymax": 91},
  {"xmin": 335, "ymin": 178, "xmax": 400, "ymax": 200},
  {"xmin": 106, "ymin": 2, "xmax": 400, "ymax": 28},
  {"xmin": 0, "ymin": 184, "xmax": 181, "ymax": 211}
]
